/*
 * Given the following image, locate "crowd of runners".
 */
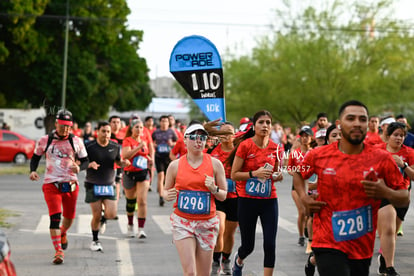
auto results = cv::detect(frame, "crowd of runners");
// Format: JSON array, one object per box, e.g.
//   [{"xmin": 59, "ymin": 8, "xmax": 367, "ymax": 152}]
[{"xmin": 29, "ymin": 100, "xmax": 413, "ymax": 276}]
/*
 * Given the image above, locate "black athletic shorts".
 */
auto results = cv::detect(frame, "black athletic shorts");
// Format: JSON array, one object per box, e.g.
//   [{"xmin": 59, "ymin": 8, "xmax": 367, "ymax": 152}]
[
  {"xmin": 313, "ymin": 247, "xmax": 371, "ymax": 276},
  {"xmin": 380, "ymin": 198, "xmax": 409, "ymax": 221},
  {"xmin": 155, "ymin": 155, "xmax": 171, "ymax": 173},
  {"xmin": 215, "ymin": 197, "xmax": 238, "ymax": 222},
  {"xmin": 123, "ymin": 170, "xmax": 150, "ymax": 189}
]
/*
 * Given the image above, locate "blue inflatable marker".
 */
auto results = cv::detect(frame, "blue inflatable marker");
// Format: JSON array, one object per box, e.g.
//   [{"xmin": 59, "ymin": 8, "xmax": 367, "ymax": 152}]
[{"xmin": 169, "ymin": 35, "xmax": 226, "ymax": 122}]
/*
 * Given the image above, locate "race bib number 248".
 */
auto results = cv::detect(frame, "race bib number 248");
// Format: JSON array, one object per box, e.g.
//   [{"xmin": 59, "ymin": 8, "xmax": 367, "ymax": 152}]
[{"xmin": 245, "ymin": 178, "xmax": 271, "ymax": 197}]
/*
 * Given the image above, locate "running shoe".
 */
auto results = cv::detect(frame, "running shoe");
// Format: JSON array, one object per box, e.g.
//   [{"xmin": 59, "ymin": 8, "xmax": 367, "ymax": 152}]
[
  {"xmin": 90, "ymin": 240, "xmax": 103, "ymax": 251},
  {"xmin": 298, "ymin": 236, "xmax": 305, "ymax": 247},
  {"xmin": 99, "ymin": 217, "xmax": 107, "ymax": 234},
  {"xmin": 127, "ymin": 224, "xmax": 134, "ymax": 237},
  {"xmin": 378, "ymin": 254, "xmax": 386, "ymax": 275},
  {"xmin": 52, "ymin": 250, "xmax": 64, "ymax": 265},
  {"xmin": 137, "ymin": 229, "xmax": 147, "ymax": 239},
  {"xmin": 159, "ymin": 197, "xmax": 165, "ymax": 207},
  {"xmin": 61, "ymin": 232, "xmax": 68, "ymax": 250},
  {"xmin": 211, "ymin": 261, "xmax": 220, "ymax": 276},
  {"xmin": 222, "ymin": 259, "xmax": 232, "ymax": 275},
  {"xmin": 384, "ymin": 267, "xmax": 400, "ymax": 276},
  {"xmin": 232, "ymin": 253, "xmax": 243, "ymax": 276},
  {"xmin": 305, "ymin": 252, "xmax": 315, "ymax": 276}
]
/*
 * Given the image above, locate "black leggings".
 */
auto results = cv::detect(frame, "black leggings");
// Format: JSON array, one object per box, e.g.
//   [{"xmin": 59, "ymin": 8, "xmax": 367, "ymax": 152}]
[
  {"xmin": 237, "ymin": 197, "xmax": 278, "ymax": 268},
  {"xmin": 313, "ymin": 248, "xmax": 371, "ymax": 276}
]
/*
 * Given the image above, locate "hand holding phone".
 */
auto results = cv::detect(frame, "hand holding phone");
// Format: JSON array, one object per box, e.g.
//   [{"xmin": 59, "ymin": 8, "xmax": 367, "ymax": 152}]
[
  {"xmin": 365, "ymin": 169, "xmax": 378, "ymax": 182},
  {"xmin": 263, "ymin": 162, "xmax": 274, "ymax": 171}
]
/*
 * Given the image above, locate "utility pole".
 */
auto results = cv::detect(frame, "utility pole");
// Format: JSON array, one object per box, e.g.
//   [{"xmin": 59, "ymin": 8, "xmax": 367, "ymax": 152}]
[{"xmin": 61, "ymin": 0, "xmax": 69, "ymax": 109}]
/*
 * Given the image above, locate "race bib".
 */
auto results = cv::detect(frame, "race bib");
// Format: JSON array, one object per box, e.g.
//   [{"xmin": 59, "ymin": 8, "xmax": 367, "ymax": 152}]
[
  {"xmin": 177, "ymin": 190, "xmax": 211, "ymax": 215},
  {"xmin": 245, "ymin": 178, "xmax": 271, "ymax": 197},
  {"xmin": 93, "ymin": 185, "xmax": 115, "ymax": 197},
  {"xmin": 132, "ymin": 156, "xmax": 148, "ymax": 169},
  {"xmin": 226, "ymin": 178, "xmax": 236, "ymax": 193},
  {"xmin": 157, "ymin": 143, "xmax": 170, "ymax": 153},
  {"xmin": 331, "ymin": 205, "xmax": 373, "ymax": 242}
]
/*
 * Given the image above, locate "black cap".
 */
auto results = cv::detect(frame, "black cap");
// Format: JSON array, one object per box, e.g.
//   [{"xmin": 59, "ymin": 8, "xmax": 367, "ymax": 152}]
[
  {"xmin": 56, "ymin": 110, "xmax": 73, "ymax": 126},
  {"xmin": 299, "ymin": 126, "xmax": 313, "ymax": 136}
]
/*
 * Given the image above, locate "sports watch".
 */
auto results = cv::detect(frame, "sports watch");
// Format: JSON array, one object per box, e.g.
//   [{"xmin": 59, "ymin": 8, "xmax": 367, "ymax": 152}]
[{"xmin": 212, "ymin": 186, "xmax": 219, "ymax": 194}]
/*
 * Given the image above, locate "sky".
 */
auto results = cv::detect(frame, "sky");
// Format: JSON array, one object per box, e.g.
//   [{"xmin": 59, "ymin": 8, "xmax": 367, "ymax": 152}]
[{"xmin": 126, "ymin": 0, "xmax": 414, "ymax": 80}]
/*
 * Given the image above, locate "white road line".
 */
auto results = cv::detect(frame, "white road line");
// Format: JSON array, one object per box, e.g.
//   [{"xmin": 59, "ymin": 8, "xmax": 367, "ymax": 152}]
[
  {"xmin": 278, "ymin": 216, "xmax": 297, "ymax": 234},
  {"xmin": 21, "ymin": 229, "xmax": 119, "ymax": 240},
  {"xmin": 152, "ymin": 215, "xmax": 171, "ymax": 234},
  {"xmin": 117, "ymin": 214, "xmax": 128, "ymax": 235},
  {"xmin": 77, "ymin": 214, "xmax": 92, "ymax": 234},
  {"xmin": 116, "ymin": 239, "xmax": 134, "ymax": 276},
  {"xmin": 34, "ymin": 214, "xmax": 49, "ymax": 234},
  {"xmin": 242, "ymin": 217, "xmax": 296, "ymax": 234},
  {"xmin": 32, "ymin": 213, "xmax": 296, "ymax": 236}
]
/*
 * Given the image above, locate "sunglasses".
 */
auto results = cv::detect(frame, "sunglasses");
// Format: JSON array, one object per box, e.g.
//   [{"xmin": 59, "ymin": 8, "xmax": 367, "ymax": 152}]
[{"xmin": 186, "ymin": 134, "xmax": 208, "ymax": 141}]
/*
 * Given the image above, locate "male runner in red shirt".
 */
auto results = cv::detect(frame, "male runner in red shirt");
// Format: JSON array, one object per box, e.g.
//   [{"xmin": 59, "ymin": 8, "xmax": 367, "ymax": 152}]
[
  {"xmin": 293, "ymin": 100, "xmax": 409, "ymax": 276},
  {"xmin": 311, "ymin": 112, "xmax": 329, "ymax": 138}
]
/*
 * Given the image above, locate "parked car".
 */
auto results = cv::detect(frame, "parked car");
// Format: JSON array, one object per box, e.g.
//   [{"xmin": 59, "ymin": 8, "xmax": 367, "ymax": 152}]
[
  {"xmin": 0, "ymin": 129, "xmax": 35, "ymax": 164},
  {"xmin": 0, "ymin": 230, "xmax": 17, "ymax": 276}
]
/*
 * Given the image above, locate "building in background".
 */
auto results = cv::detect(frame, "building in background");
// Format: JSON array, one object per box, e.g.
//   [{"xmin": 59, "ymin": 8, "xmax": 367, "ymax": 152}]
[{"xmin": 109, "ymin": 77, "xmax": 191, "ymax": 125}]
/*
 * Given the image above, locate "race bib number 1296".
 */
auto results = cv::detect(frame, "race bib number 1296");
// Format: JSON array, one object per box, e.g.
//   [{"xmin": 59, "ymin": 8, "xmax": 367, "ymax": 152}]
[{"xmin": 177, "ymin": 190, "xmax": 211, "ymax": 215}]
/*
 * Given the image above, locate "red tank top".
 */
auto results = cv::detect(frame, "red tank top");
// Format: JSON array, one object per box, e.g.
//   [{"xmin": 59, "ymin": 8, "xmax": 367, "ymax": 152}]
[{"xmin": 173, "ymin": 154, "xmax": 216, "ymax": 220}]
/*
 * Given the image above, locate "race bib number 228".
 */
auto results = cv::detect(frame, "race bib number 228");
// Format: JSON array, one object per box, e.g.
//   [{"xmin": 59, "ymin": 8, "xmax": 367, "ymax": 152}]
[{"xmin": 331, "ymin": 205, "xmax": 373, "ymax": 242}]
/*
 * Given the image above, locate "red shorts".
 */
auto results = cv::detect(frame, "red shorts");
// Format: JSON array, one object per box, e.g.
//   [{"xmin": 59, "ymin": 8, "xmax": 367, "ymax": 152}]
[{"xmin": 42, "ymin": 183, "xmax": 79, "ymax": 219}]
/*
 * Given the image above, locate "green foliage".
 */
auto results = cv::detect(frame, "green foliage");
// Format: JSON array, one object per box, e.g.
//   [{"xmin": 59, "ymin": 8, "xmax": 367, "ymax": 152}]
[
  {"xmin": 0, "ymin": 0, "xmax": 152, "ymax": 124},
  {"xmin": 223, "ymin": 0, "xmax": 414, "ymax": 127},
  {"xmin": 0, "ymin": 209, "xmax": 19, "ymax": 228}
]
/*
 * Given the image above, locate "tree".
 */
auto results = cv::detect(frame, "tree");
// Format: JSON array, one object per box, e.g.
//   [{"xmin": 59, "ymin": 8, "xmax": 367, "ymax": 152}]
[
  {"xmin": 223, "ymin": 0, "xmax": 414, "ymax": 127},
  {"xmin": 0, "ymin": 0, "xmax": 153, "ymax": 126}
]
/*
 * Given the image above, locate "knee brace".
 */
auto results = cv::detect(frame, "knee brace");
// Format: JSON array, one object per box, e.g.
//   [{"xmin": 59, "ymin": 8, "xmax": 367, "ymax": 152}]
[
  {"xmin": 126, "ymin": 198, "xmax": 137, "ymax": 213},
  {"xmin": 50, "ymin": 213, "xmax": 61, "ymax": 229}
]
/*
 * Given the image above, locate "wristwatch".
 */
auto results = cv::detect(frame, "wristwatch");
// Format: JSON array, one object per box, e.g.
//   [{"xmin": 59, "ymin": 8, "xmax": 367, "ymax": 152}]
[
  {"xmin": 212, "ymin": 186, "xmax": 219, "ymax": 194},
  {"xmin": 402, "ymin": 162, "xmax": 409, "ymax": 170}
]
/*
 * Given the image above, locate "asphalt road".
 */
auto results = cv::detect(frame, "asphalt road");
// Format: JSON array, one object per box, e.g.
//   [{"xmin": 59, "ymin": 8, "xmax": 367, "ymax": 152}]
[{"xmin": 1, "ymin": 172, "xmax": 413, "ymax": 276}]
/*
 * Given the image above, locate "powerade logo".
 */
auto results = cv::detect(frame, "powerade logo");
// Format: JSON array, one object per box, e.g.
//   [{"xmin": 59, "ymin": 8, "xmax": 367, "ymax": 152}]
[
  {"xmin": 169, "ymin": 35, "xmax": 226, "ymax": 122},
  {"xmin": 174, "ymin": 52, "xmax": 214, "ymax": 68}
]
